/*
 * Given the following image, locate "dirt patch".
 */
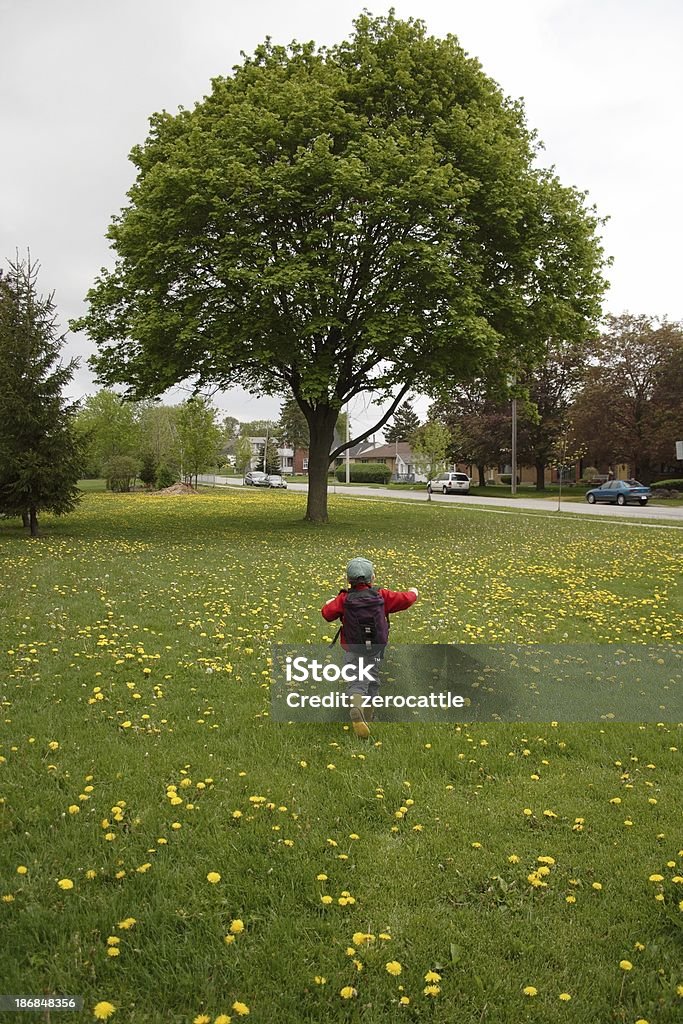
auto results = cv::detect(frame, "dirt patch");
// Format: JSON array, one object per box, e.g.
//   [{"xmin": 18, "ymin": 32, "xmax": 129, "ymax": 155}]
[{"xmin": 156, "ymin": 482, "xmax": 200, "ymax": 496}]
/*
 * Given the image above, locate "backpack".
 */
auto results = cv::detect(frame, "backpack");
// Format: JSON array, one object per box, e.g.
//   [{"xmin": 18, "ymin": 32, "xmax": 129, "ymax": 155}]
[{"xmin": 330, "ymin": 587, "xmax": 389, "ymax": 648}]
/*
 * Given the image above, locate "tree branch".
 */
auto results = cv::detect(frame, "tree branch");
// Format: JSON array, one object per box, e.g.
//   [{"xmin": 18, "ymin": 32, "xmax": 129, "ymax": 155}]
[{"xmin": 329, "ymin": 383, "xmax": 411, "ymax": 460}]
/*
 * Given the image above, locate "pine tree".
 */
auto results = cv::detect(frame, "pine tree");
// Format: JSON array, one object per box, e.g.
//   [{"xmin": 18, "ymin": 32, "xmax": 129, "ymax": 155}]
[
  {"xmin": 385, "ymin": 402, "xmax": 420, "ymax": 443},
  {"xmin": 0, "ymin": 255, "xmax": 86, "ymax": 536}
]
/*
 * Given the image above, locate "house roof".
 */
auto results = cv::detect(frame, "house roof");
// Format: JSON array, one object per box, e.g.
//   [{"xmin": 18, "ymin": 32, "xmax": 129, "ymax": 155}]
[{"xmin": 355, "ymin": 441, "xmax": 413, "ymax": 460}]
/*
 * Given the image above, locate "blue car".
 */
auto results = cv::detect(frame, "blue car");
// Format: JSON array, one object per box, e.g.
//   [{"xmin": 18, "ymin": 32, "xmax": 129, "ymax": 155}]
[{"xmin": 585, "ymin": 479, "xmax": 650, "ymax": 506}]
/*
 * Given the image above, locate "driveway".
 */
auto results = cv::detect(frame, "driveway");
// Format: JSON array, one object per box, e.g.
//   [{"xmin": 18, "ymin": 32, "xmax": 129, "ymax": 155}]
[{"xmin": 199, "ymin": 476, "xmax": 683, "ymax": 524}]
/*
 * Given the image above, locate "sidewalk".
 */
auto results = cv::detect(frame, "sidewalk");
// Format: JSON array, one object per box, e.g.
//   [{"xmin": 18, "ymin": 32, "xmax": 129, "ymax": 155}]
[{"xmin": 198, "ymin": 475, "xmax": 683, "ymax": 524}]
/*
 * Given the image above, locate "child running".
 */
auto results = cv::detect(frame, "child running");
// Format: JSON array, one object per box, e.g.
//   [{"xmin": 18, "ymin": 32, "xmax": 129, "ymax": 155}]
[{"xmin": 321, "ymin": 556, "xmax": 419, "ymax": 738}]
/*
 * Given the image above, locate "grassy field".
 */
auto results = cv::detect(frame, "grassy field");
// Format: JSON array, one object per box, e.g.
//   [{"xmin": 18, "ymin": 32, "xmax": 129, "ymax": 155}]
[{"xmin": 0, "ymin": 489, "xmax": 682, "ymax": 1024}]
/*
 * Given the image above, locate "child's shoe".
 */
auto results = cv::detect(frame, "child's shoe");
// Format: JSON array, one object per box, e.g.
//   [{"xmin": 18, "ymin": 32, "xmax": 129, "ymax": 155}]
[{"xmin": 349, "ymin": 694, "xmax": 370, "ymax": 739}]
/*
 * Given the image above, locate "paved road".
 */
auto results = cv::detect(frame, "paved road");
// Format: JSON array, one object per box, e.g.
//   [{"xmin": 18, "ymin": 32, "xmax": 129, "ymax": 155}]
[{"xmin": 198, "ymin": 475, "xmax": 683, "ymax": 524}]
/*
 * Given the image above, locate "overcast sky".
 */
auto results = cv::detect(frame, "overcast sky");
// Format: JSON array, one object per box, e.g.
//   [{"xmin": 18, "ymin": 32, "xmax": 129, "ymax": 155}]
[{"xmin": 1, "ymin": 0, "xmax": 681, "ymax": 436}]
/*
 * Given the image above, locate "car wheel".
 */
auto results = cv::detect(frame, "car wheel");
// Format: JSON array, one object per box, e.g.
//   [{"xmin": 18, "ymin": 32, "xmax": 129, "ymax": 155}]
[
  {"xmin": 442, "ymin": 486, "xmax": 448, "ymax": 495},
  {"xmin": 617, "ymin": 494, "xmax": 626, "ymax": 506},
  {"xmin": 639, "ymin": 498, "xmax": 648, "ymax": 506},
  {"xmin": 587, "ymin": 493, "xmax": 595, "ymax": 504}
]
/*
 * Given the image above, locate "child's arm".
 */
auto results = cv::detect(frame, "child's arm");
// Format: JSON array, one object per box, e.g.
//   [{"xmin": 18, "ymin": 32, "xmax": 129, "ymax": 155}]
[
  {"xmin": 380, "ymin": 588, "xmax": 419, "ymax": 613},
  {"xmin": 321, "ymin": 593, "xmax": 345, "ymax": 622}
]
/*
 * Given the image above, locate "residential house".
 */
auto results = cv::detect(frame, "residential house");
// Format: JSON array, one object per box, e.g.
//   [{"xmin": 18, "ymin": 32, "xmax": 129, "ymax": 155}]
[
  {"xmin": 351, "ymin": 441, "xmax": 427, "ymax": 482},
  {"xmin": 246, "ymin": 437, "xmax": 294, "ymax": 474}
]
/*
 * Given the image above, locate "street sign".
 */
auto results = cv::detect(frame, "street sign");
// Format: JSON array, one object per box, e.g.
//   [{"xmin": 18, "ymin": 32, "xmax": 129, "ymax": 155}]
[{"xmin": 676, "ymin": 440, "xmax": 683, "ymax": 460}]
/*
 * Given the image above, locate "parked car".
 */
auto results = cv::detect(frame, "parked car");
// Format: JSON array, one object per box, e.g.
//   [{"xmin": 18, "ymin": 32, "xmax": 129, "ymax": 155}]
[
  {"xmin": 428, "ymin": 472, "xmax": 471, "ymax": 495},
  {"xmin": 585, "ymin": 479, "xmax": 651, "ymax": 506},
  {"xmin": 267, "ymin": 474, "xmax": 287, "ymax": 489},
  {"xmin": 244, "ymin": 471, "xmax": 269, "ymax": 486}
]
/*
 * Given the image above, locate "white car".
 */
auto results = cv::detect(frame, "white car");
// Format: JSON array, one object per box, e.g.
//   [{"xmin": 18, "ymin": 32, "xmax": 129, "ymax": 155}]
[{"xmin": 428, "ymin": 472, "xmax": 471, "ymax": 495}]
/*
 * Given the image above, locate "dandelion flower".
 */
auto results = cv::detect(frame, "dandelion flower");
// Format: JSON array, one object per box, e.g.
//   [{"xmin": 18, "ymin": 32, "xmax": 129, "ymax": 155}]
[
  {"xmin": 93, "ymin": 1002, "xmax": 116, "ymax": 1020},
  {"xmin": 340, "ymin": 987, "xmax": 357, "ymax": 1000},
  {"xmin": 424, "ymin": 971, "xmax": 441, "ymax": 983},
  {"xmin": 386, "ymin": 961, "xmax": 402, "ymax": 976},
  {"xmin": 558, "ymin": 992, "xmax": 571, "ymax": 1001},
  {"xmin": 619, "ymin": 960, "xmax": 633, "ymax": 971},
  {"xmin": 229, "ymin": 920, "xmax": 244, "ymax": 934},
  {"xmin": 206, "ymin": 872, "xmax": 221, "ymax": 884},
  {"xmin": 57, "ymin": 878, "xmax": 74, "ymax": 890},
  {"xmin": 231, "ymin": 1002, "xmax": 249, "ymax": 1016},
  {"xmin": 423, "ymin": 985, "xmax": 440, "ymax": 997},
  {"xmin": 399, "ymin": 996, "xmax": 410, "ymax": 1005},
  {"xmin": 320, "ymin": 895, "xmax": 333, "ymax": 905},
  {"xmin": 16, "ymin": 866, "xmax": 28, "ymax": 875},
  {"xmin": 523, "ymin": 986, "xmax": 538, "ymax": 996},
  {"xmin": 214, "ymin": 1016, "xmax": 232, "ymax": 1024}
]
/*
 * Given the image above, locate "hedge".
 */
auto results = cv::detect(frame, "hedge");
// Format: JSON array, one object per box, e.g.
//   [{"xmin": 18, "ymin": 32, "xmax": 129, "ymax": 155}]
[
  {"xmin": 334, "ymin": 462, "xmax": 392, "ymax": 484},
  {"xmin": 649, "ymin": 479, "xmax": 683, "ymax": 489}
]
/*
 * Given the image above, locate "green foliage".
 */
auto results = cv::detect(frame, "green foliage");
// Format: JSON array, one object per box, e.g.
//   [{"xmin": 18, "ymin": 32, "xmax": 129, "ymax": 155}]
[
  {"xmin": 334, "ymin": 462, "xmax": 391, "ymax": 483},
  {"xmin": 385, "ymin": 401, "xmax": 420, "ymax": 443},
  {"xmin": 176, "ymin": 398, "xmax": 222, "ymax": 484},
  {"xmin": 411, "ymin": 421, "xmax": 451, "ymax": 483},
  {"xmin": 571, "ymin": 315, "xmax": 683, "ymax": 479},
  {"xmin": 103, "ymin": 454, "xmax": 139, "ymax": 492},
  {"xmin": 234, "ymin": 435, "xmax": 255, "ymax": 475},
  {"xmin": 0, "ymin": 254, "xmax": 86, "ymax": 534},
  {"xmin": 156, "ymin": 462, "xmax": 177, "ymax": 489},
  {"xmin": 76, "ymin": 389, "xmax": 141, "ymax": 475},
  {"xmin": 500, "ymin": 474, "xmax": 521, "ymax": 485},
  {"xmin": 257, "ymin": 437, "xmax": 281, "ymax": 475},
  {"xmin": 650, "ymin": 478, "xmax": 683, "ymax": 489},
  {"xmin": 139, "ymin": 450, "xmax": 158, "ymax": 488},
  {"xmin": 71, "ymin": 11, "xmax": 608, "ymax": 522},
  {"xmin": 278, "ymin": 398, "xmax": 309, "ymax": 449}
]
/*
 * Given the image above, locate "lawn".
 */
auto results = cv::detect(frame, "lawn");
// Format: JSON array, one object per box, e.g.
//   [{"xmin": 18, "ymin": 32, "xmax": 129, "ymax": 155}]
[{"xmin": 0, "ymin": 489, "xmax": 681, "ymax": 1024}]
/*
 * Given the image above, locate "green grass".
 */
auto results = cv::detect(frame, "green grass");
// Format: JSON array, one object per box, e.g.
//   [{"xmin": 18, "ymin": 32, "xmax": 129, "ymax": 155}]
[{"xmin": 1, "ymin": 490, "xmax": 682, "ymax": 1024}]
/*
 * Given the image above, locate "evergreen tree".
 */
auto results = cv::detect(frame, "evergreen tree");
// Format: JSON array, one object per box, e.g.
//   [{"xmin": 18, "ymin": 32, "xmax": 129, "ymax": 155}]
[
  {"xmin": 258, "ymin": 437, "xmax": 280, "ymax": 474},
  {"xmin": 0, "ymin": 254, "xmax": 85, "ymax": 536},
  {"xmin": 385, "ymin": 402, "xmax": 420, "ymax": 443}
]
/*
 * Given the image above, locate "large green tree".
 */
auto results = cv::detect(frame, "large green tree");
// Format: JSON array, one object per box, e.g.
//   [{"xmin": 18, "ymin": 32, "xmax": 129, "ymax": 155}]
[
  {"xmin": 72, "ymin": 12, "xmax": 607, "ymax": 522},
  {"xmin": 430, "ymin": 385, "xmax": 509, "ymax": 486},
  {"xmin": 0, "ymin": 255, "xmax": 85, "ymax": 536},
  {"xmin": 571, "ymin": 315, "xmax": 683, "ymax": 480}
]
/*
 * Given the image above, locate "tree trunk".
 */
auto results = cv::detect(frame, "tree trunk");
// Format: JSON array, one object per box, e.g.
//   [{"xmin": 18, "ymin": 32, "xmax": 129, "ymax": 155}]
[
  {"xmin": 29, "ymin": 506, "xmax": 39, "ymax": 538},
  {"xmin": 305, "ymin": 408, "xmax": 338, "ymax": 523},
  {"xmin": 535, "ymin": 460, "xmax": 545, "ymax": 491},
  {"xmin": 21, "ymin": 511, "xmax": 30, "ymax": 528},
  {"xmin": 477, "ymin": 464, "xmax": 486, "ymax": 487}
]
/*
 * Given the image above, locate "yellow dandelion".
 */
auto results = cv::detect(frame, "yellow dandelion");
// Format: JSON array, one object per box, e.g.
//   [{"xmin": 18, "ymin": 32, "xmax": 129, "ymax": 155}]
[
  {"xmin": 339, "ymin": 987, "xmax": 357, "ymax": 1000},
  {"xmin": 619, "ymin": 960, "xmax": 633, "ymax": 971},
  {"xmin": 57, "ymin": 878, "xmax": 74, "ymax": 890},
  {"xmin": 386, "ymin": 961, "xmax": 402, "ymax": 976},
  {"xmin": 231, "ymin": 1003, "xmax": 249, "ymax": 1016},
  {"xmin": 92, "ymin": 1002, "xmax": 116, "ymax": 1020},
  {"xmin": 523, "ymin": 986, "xmax": 538, "ymax": 996},
  {"xmin": 229, "ymin": 919, "xmax": 244, "ymax": 934},
  {"xmin": 206, "ymin": 872, "xmax": 221, "ymax": 884}
]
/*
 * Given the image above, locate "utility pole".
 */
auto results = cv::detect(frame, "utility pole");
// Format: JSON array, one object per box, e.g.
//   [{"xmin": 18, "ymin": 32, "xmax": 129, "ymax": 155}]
[
  {"xmin": 345, "ymin": 407, "xmax": 350, "ymax": 484},
  {"xmin": 510, "ymin": 379, "xmax": 517, "ymax": 496}
]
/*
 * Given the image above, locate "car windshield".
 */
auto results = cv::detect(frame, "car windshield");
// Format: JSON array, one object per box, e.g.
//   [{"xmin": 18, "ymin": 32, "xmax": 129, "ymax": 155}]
[
  {"xmin": 454, "ymin": 474, "xmax": 469, "ymax": 481},
  {"xmin": 626, "ymin": 479, "xmax": 644, "ymax": 487}
]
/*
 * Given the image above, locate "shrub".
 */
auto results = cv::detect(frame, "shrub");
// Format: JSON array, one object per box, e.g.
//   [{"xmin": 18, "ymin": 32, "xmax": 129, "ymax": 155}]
[
  {"xmin": 649, "ymin": 478, "xmax": 683, "ymax": 489},
  {"xmin": 156, "ymin": 463, "xmax": 178, "ymax": 489},
  {"xmin": 583, "ymin": 466, "xmax": 599, "ymax": 482},
  {"xmin": 103, "ymin": 456, "xmax": 139, "ymax": 492},
  {"xmin": 139, "ymin": 451, "xmax": 158, "ymax": 488},
  {"xmin": 334, "ymin": 462, "xmax": 392, "ymax": 484},
  {"xmin": 499, "ymin": 474, "xmax": 521, "ymax": 485}
]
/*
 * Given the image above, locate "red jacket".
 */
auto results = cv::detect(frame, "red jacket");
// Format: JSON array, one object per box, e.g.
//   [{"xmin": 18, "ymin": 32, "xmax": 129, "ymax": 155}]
[{"xmin": 321, "ymin": 583, "xmax": 417, "ymax": 646}]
